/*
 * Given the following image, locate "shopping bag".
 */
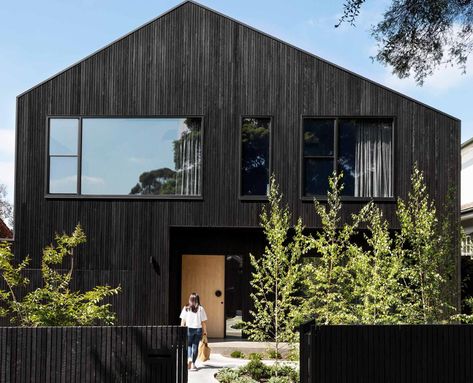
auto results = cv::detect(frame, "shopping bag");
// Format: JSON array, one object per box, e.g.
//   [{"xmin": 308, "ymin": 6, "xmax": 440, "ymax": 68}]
[{"xmin": 198, "ymin": 334, "xmax": 211, "ymax": 362}]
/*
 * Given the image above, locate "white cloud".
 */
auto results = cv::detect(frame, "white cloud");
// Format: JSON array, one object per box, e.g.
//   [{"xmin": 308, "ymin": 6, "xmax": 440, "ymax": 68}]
[
  {"xmin": 82, "ymin": 176, "xmax": 105, "ymax": 186},
  {"xmin": 129, "ymin": 156, "xmax": 149, "ymax": 164},
  {"xmin": 0, "ymin": 129, "xmax": 15, "ymax": 203},
  {"xmin": 0, "ymin": 129, "xmax": 15, "ymax": 158},
  {"xmin": 382, "ymin": 60, "xmax": 473, "ymax": 95},
  {"xmin": 0, "ymin": 160, "xmax": 14, "ymax": 203}
]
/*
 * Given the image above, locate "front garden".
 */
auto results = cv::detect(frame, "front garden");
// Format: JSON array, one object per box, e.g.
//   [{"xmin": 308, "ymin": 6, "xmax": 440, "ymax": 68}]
[
  {"xmin": 0, "ymin": 165, "xmax": 471, "ymax": 382},
  {"xmin": 216, "ymin": 354, "xmax": 298, "ymax": 383}
]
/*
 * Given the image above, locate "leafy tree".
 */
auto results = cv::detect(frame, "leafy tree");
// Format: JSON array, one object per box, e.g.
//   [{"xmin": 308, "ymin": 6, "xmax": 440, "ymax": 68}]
[
  {"xmin": 0, "ymin": 184, "xmax": 13, "ymax": 229},
  {"xmin": 244, "ymin": 176, "xmax": 311, "ymax": 357},
  {"xmin": 305, "ymin": 167, "xmax": 458, "ymax": 325},
  {"xmin": 130, "ymin": 167, "xmax": 176, "ymax": 195},
  {"xmin": 130, "ymin": 118, "xmax": 202, "ymax": 196},
  {"xmin": 395, "ymin": 165, "xmax": 456, "ymax": 323},
  {"xmin": 349, "ymin": 204, "xmax": 403, "ymax": 324},
  {"xmin": 338, "ymin": 0, "xmax": 473, "ymax": 84},
  {"xmin": 0, "ymin": 225, "xmax": 121, "ymax": 326},
  {"xmin": 304, "ymin": 173, "xmax": 371, "ymax": 324}
]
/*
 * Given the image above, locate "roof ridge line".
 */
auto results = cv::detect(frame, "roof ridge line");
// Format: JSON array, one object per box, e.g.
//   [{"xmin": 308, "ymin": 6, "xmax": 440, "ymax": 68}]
[{"xmin": 17, "ymin": 0, "xmax": 460, "ymax": 122}]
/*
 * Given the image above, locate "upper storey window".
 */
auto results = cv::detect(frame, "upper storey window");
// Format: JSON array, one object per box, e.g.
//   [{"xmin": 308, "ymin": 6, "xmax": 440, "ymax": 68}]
[
  {"xmin": 48, "ymin": 118, "xmax": 79, "ymax": 194},
  {"xmin": 47, "ymin": 117, "xmax": 202, "ymax": 197},
  {"xmin": 302, "ymin": 117, "xmax": 393, "ymax": 198},
  {"xmin": 241, "ymin": 117, "xmax": 271, "ymax": 197}
]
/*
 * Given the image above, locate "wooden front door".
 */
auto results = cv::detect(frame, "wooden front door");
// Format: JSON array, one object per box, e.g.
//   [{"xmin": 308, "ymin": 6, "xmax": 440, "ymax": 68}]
[{"xmin": 181, "ymin": 255, "xmax": 225, "ymax": 338}]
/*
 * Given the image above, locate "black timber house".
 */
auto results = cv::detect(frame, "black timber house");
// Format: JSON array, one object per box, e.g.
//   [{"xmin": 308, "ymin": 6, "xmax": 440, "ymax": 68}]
[{"xmin": 14, "ymin": 1, "xmax": 460, "ymax": 336}]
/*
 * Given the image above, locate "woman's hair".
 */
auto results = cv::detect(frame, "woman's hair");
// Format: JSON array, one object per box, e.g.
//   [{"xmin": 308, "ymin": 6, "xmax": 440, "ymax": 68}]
[{"xmin": 186, "ymin": 292, "xmax": 200, "ymax": 313}]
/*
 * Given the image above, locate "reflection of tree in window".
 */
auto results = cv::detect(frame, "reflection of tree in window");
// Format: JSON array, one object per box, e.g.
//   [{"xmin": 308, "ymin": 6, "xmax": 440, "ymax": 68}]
[
  {"xmin": 241, "ymin": 118, "xmax": 270, "ymax": 196},
  {"xmin": 130, "ymin": 118, "xmax": 202, "ymax": 195},
  {"xmin": 130, "ymin": 168, "xmax": 176, "ymax": 195}
]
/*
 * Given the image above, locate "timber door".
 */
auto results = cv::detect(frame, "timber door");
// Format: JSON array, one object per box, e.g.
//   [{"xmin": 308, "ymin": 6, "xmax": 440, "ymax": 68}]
[{"xmin": 181, "ymin": 255, "xmax": 225, "ymax": 338}]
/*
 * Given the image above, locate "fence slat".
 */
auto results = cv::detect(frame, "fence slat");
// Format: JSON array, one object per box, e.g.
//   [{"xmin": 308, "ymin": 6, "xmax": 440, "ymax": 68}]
[
  {"xmin": 0, "ymin": 326, "xmax": 187, "ymax": 382},
  {"xmin": 300, "ymin": 324, "xmax": 473, "ymax": 383}
]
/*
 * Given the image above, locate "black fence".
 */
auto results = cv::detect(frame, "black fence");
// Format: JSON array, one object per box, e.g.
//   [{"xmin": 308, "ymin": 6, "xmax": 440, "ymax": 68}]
[
  {"xmin": 0, "ymin": 326, "xmax": 187, "ymax": 383},
  {"xmin": 300, "ymin": 320, "xmax": 473, "ymax": 383}
]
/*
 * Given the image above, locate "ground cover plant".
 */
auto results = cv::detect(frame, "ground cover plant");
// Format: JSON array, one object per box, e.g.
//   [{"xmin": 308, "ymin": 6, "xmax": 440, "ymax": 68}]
[{"xmin": 215, "ymin": 354, "xmax": 299, "ymax": 383}]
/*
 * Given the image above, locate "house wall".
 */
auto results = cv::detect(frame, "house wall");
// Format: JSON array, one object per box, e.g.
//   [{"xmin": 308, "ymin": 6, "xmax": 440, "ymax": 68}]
[{"xmin": 14, "ymin": 2, "xmax": 461, "ymax": 325}]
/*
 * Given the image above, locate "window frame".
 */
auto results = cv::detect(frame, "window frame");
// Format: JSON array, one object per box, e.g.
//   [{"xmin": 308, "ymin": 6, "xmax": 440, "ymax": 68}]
[
  {"xmin": 45, "ymin": 115, "xmax": 205, "ymax": 200},
  {"xmin": 238, "ymin": 115, "xmax": 273, "ymax": 201},
  {"xmin": 299, "ymin": 116, "xmax": 396, "ymax": 202},
  {"xmin": 46, "ymin": 117, "xmax": 81, "ymax": 196}
]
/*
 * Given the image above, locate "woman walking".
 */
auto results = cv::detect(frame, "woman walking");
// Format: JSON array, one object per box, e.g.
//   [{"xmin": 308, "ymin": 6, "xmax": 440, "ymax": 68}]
[{"xmin": 180, "ymin": 292, "xmax": 208, "ymax": 371}]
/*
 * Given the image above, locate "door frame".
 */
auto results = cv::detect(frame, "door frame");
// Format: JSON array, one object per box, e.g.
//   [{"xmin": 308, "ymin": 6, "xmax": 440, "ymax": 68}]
[{"xmin": 169, "ymin": 227, "xmax": 266, "ymax": 335}]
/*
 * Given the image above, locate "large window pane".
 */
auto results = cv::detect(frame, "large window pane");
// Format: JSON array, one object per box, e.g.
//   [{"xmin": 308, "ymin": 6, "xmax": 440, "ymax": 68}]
[
  {"xmin": 304, "ymin": 158, "xmax": 333, "ymax": 196},
  {"xmin": 49, "ymin": 157, "xmax": 78, "ymax": 194},
  {"xmin": 241, "ymin": 117, "xmax": 270, "ymax": 196},
  {"xmin": 81, "ymin": 118, "xmax": 202, "ymax": 196},
  {"xmin": 338, "ymin": 119, "xmax": 393, "ymax": 197},
  {"xmin": 303, "ymin": 119, "xmax": 334, "ymax": 157},
  {"xmin": 50, "ymin": 119, "xmax": 79, "ymax": 155}
]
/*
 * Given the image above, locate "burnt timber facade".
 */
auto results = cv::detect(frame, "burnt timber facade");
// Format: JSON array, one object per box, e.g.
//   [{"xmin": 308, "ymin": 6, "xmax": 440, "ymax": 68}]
[{"xmin": 14, "ymin": 1, "xmax": 460, "ymax": 328}]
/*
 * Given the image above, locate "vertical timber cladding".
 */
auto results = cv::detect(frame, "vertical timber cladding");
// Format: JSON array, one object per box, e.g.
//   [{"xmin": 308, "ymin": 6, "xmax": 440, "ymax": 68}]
[{"xmin": 14, "ymin": 1, "xmax": 460, "ymax": 325}]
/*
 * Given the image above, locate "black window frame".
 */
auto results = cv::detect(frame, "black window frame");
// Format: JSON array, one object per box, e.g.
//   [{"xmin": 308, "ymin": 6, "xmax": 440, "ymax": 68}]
[
  {"xmin": 238, "ymin": 115, "xmax": 273, "ymax": 201},
  {"xmin": 46, "ymin": 117, "xmax": 81, "ymax": 196},
  {"xmin": 300, "ymin": 116, "xmax": 396, "ymax": 202},
  {"xmin": 45, "ymin": 115, "xmax": 205, "ymax": 200}
]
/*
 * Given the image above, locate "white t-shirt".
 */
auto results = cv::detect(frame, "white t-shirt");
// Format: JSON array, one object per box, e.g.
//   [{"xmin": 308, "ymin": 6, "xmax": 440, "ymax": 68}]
[{"xmin": 180, "ymin": 306, "xmax": 208, "ymax": 329}]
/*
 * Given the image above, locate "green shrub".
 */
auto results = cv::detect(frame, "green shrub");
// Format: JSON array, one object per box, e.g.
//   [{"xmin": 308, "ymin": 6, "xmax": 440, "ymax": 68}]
[
  {"xmin": 248, "ymin": 352, "xmax": 263, "ymax": 361},
  {"xmin": 231, "ymin": 320, "xmax": 245, "ymax": 329},
  {"xmin": 230, "ymin": 350, "xmax": 245, "ymax": 359},
  {"xmin": 271, "ymin": 364, "xmax": 299, "ymax": 381},
  {"xmin": 268, "ymin": 377, "xmax": 292, "ymax": 383},
  {"xmin": 0, "ymin": 225, "xmax": 120, "ymax": 326},
  {"xmin": 267, "ymin": 349, "xmax": 282, "ymax": 359},
  {"xmin": 286, "ymin": 348, "xmax": 299, "ymax": 362},
  {"xmin": 215, "ymin": 368, "xmax": 241, "ymax": 383},
  {"xmin": 234, "ymin": 377, "xmax": 258, "ymax": 383},
  {"xmin": 240, "ymin": 359, "xmax": 271, "ymax": 381}
]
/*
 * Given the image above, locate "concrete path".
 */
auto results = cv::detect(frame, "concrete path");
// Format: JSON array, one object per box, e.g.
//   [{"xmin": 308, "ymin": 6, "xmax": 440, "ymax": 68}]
[{"xmin": 187, "ymin": 353, "xmax": 249, "ymax": 383}]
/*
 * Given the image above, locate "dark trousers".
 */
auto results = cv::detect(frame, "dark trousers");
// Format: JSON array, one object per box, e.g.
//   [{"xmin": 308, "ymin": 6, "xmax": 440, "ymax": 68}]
[{"xmin": 187, "ymin": 327, "xmax": 202, "ymax": 364}]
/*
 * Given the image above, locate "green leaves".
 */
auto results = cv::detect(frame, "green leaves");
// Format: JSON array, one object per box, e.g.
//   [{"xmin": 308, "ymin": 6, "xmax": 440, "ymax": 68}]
[
  {"xmin": 305, "ymin": 165, "xmax": 459, "ymax": 325},
  {"xmin": 244, "ymin": 176, "xmax": 311, "ymax": 354},
  {"xmin": 0, "ymin": 224, "xmax": 120, "ymax": 326},
  {"xmin": 394, "ymin": 165, "xmax": 456, "ymax": 323}
]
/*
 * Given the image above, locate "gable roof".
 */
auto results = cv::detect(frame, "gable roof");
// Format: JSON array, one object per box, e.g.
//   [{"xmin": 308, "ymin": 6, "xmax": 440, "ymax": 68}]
[{"xmin": 17, "ymin": 0, "xmax": 459, "ymax": 121}]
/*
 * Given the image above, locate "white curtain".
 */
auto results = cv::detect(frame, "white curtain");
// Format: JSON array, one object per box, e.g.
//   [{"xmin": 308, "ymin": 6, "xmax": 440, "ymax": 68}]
[
  {"xmin": 354, "ymin": 121, "xmax": 392, "ymax": 197},
  {"xmin": 175, "ymin": 131, "xmax": 201, "ymax": 195}
]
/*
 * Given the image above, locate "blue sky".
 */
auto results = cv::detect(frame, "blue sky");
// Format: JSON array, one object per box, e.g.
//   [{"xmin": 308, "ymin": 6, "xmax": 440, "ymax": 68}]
[{"xmin": 1, "ymin": 0, "xmax": 472, "ymax": 203}]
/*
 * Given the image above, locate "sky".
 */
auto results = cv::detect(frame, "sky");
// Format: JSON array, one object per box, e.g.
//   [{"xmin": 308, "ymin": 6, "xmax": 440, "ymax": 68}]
[{"xmin": 1, "ymin": 0, "xmax": 473, "ymax": 204}]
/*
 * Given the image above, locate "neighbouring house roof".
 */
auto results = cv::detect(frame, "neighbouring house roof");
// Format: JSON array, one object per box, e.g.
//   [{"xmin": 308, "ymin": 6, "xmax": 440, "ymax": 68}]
[
  {"xmin": 462, "ymin": 137, "xmax": 473, "ymax": 149},
  {"xmin": 16, "ymin": 1, "xmax": 459, "ymax": 122},
  {"xmin": 462, "ymin": 203, "xmax": 473, "ymax": 214},
  {"xmin": 0, "ymin": 218, "xmax": 12, "ymax": 239}
]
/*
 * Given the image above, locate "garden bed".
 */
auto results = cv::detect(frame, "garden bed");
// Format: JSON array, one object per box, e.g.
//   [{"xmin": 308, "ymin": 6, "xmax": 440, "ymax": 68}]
[{"xmin": 215, "ymin": 354, "xmax": 299, "ymax": 383}]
